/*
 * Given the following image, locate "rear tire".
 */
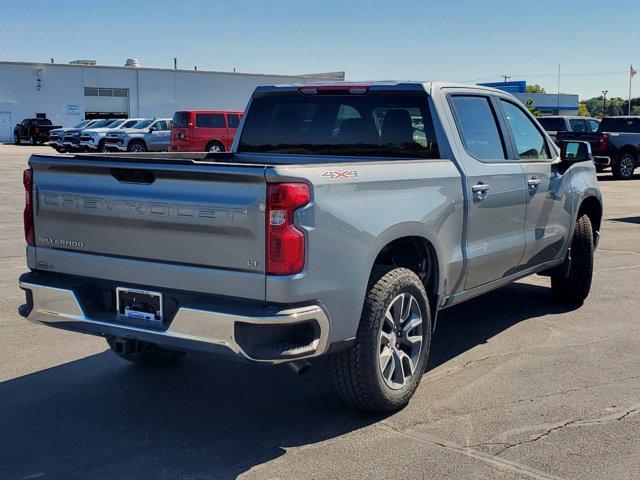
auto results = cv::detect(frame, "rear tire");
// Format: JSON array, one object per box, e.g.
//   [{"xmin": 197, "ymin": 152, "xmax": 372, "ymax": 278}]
[
  {"xmin": 551, "ymin": 214, "xmax": 594, "ymax": 305},
  {"xmin": 128, "ymin": 140, "xmax": 147, "ymax": 152},
  {"xmin": 612, "ymin": 152, "xmax": 636, "ymax": 179},
  {"xmin": 332, "ymin": 267, "xmax": 431, "ymax": 413},
  {"xmin": 14, "ymin": 133, "xmax": 20, "ymax": 145},
  {"xmin": 106, "ymin": 337, "xmax": 186, "ymax": 366},
  {"xmin": 206, "ymin": 141, "xmax": 224, "ymax": 153},
  {"xmin": 31, "ymin": 135, "xmax": 37, "ymax": 146}
]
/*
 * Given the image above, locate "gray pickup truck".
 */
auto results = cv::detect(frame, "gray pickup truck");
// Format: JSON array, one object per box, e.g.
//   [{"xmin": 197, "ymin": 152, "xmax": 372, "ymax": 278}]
[{"xmin": 18, "ymin": 82, "xmax": 602, "ymax": 412}]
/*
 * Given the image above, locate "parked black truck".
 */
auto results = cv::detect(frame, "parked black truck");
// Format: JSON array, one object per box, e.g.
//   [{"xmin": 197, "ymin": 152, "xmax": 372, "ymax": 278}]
[
  {"xmin": 14, "ymin": 118, "xmax": 62, "ymax": 145},
  {"xmin": 557, "ymin": 116, "xmax": 640, "ymax": 179}
]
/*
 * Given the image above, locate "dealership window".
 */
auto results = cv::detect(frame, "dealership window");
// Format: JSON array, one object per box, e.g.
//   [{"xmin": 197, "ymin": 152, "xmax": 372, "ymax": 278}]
[
  {"xmin": 84, "ymin": 87, "xmax": 129, "ymax": 97},
  {"xmin": 196, "ymin": 113, "xmax": 226, "ymax": 128}
]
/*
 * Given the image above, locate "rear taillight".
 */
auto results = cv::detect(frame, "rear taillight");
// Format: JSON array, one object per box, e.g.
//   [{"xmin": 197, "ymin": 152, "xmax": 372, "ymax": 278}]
[
  {"xmin": 598, "ymin": 134, "xmax": 608, "ymax": 153},
  {"xmin": 34, "ymin": 127, "xmax": 40, "ymax": 135},
  {"xmin": 23, "ymin": 168, "xmax": 35, "ymax": 246},
  {"xmin": 266, "ymin": 183, "xmax": 310, "ymax": 275}
]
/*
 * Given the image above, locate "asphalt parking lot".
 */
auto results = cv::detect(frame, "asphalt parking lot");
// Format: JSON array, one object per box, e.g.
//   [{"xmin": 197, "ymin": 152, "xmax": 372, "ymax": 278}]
[{"xmin": 0, "ymin": 143, "xmax": 638, "ymax": 480}]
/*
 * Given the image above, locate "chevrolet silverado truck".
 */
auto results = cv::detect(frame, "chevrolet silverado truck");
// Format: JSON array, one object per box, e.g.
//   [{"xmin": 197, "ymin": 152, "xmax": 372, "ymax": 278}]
[
  {"xmin": 18, "ymin": 82, "xmax": 602, "ymax": 413},
  {"xmin": 14, "ymin": 118, "xmax": 62, "ymax": 145},
  {"xmin": 79, "ymin": 118, "xmax": 146, "ymax": 152},
  {"xmin": 557, "ymin": 116, "xmax": 640, "ymax": 179},
  {"xmin": 104, "ymin": 118, "xmax": 172, "ymax": 152},
  {"xmin": 537, "ymin": 116, "xmax": 600, "ymax": 143},
  {"xmin": 49, "ymin": 120, "xmax": 100, "ymax": 153},
  {"xmin": 62, "ymin": 119, "xmax": 118, "ymax": 152}
]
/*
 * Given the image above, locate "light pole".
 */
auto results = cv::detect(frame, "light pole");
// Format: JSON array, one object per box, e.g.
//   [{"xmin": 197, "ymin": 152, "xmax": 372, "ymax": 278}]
[{"xmin": 602, "ymin": 90, "xmax": 608, "ymax": 118}]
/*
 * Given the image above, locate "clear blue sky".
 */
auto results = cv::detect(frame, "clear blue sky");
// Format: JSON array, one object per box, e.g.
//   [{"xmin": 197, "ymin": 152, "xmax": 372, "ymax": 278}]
[{"xmin": 3, "ymin": 0, "xmax": 639, "ymax": 100}]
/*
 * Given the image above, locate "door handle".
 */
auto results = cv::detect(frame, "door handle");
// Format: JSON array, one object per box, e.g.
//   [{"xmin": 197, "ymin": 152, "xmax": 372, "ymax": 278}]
[
  {"xmin": 472, "ymin": 182, "xmax": 491, "ymax": 193},
  {"xmin": 472, "ymin": 182, "xmax": 490, "ymax": 203},
  {"xmin": 528, "ymin": 177, "xmax": 542, "ymax": 187}
]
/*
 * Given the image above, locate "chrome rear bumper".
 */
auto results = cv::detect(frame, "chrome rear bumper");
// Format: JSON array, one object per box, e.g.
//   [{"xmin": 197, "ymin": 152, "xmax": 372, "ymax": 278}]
[{"xmin": 19, "ymin": 279, "xmax": 330, "ymax": 364}]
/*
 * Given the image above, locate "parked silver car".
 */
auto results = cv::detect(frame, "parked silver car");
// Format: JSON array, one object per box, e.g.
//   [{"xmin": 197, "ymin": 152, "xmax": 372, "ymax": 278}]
[
  {"xmin": 104, "ymin": 118, "xmax": 172, "ymax": 152},
  {"xmin": 79, "ymin": 118, "xmax": 147, "ymax": 152}
]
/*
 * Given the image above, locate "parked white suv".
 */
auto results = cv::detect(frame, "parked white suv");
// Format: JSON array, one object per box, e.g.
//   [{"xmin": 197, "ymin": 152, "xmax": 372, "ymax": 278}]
[{"xmin": 79, "ymin": 118, "xmax": 146, "ymax": 152}]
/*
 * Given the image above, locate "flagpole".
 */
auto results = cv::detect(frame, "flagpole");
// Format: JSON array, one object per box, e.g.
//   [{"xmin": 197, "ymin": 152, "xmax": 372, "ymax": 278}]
[{"xmin": 630, "ymin": 65, "xmax": 635, "ymax": 116}]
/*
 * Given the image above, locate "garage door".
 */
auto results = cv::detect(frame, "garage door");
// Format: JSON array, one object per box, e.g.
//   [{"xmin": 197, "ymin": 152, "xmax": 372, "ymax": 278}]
[{"xmin": 84, "ymin": 88, "xmax": 129, "ymax": 119}]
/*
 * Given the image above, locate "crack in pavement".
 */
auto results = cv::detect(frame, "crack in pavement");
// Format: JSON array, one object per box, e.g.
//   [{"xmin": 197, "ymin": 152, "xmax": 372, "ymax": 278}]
[
  {"xmin": 377, "ymin": 401, "xmax": 640, "ymax": 480},
  {"xmin": 494, "ymin": 401, "xmax": 640, "ymax": 455},
  {"xmin": 376, "ymin": 422, "xmax": 566, "ymax": 480},
  {"xmin": 408, "ymin": 374, "xmax": 640, "ymax": 442}
]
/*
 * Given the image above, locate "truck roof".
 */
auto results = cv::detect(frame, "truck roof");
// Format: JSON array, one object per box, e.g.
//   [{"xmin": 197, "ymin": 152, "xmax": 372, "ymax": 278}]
[{"xmin": 254, "ymin": 81, "xmax": 511, "ymax": 96}]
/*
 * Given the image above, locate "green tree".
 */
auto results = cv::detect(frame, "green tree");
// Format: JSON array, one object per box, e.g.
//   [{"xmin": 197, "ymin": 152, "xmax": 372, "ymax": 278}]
[
  {"xmin": 525, "ymin": 84, "xmax": 546, "ymax": 94},
  {"xmin": 525, "ymin": 98, "xmax": 540, "ymax": 116},
  {"xmin": 578, "ymin": 103, "xmax": 590, "ymax": 117}
]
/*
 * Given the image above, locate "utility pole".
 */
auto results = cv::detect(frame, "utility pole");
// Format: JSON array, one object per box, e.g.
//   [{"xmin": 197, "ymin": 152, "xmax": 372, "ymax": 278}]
[
  {"xmin": 602, "ymin": 90, "xmax": 608, "ymax": 118},
  {"xmin": 557, "ymin": 63, "xmax": 561, "ymax": 108},
  {"xmin": 501, "ymin": 75, "xmax": 511, "ymax": 83}
]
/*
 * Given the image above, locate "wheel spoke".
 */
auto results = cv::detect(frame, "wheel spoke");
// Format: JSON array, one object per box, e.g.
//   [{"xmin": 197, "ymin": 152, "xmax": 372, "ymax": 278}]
[
  {"xmin": 385, "ymin": 310, "xmax": 395, "ymax": 328},
  {"xmin": 391, "ymin": 294, "xmax": 404, "ymax": 324},
  {"xmin": 380, "ymin": 346, "xmax": 395, "ymax": 382},
  {"xmin": 380, "ymin": 329, "xmax": 393, "ymax": 345},
  {"xmin": 402, "ymin": 314, "xmax": 422, "ymax": 336},
  {"xmin": 396, "ymin": 349, "xmax": 415, "ymax": 379}
]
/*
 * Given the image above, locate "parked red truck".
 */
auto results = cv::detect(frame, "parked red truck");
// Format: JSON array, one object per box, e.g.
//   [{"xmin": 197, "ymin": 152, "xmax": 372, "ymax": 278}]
[{"xmin": 170, "ymin": 110, "xmax": 243, "ymax": 152}]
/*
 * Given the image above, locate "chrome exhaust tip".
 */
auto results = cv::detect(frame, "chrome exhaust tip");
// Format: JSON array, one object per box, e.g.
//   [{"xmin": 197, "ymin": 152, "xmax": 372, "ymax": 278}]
[{"xmin": 287, "ymin": 359, "xmax": 311, "ymax": 375}]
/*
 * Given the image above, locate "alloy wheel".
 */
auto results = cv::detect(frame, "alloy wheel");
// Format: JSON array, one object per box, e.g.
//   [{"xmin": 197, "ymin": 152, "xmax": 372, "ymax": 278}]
[
  {"xmin": 209, "ymin": 144, "xmax": 222, "ymax": 152},
  {"xmin": 620, "ymin": 156, "xmax": 635, "ymax": 178},
  {"xmin": 377, "ymin": 293, "xmax": 423, "ymax": 389}
]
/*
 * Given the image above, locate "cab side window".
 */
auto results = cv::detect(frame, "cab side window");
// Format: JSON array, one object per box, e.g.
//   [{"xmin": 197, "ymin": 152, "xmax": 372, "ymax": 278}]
[
  {"xmin": 500, "ymin": 100, "xmax": 551, "ymax": 160},
  {"xmin": 450, "ymin": 95, "xmax": 506, "ymax": 160}
]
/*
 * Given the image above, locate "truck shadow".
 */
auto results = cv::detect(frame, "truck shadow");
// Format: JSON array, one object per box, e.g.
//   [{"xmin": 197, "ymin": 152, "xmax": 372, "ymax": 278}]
[{"xmin": 0, "ymin": 282, "xmax": 578, "ymax": 479}]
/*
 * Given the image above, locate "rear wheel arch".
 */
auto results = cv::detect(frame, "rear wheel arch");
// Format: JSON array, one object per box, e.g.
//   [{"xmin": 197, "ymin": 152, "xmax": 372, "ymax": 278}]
[
  {"xmin": 205, "ymin": 140, "xmax": 225, "ymax": 153},
  {"xmin": 577, "ymin": 196, "xmax": 602, "ymax": 246},
  {"xmin": 370, "ymin": 236, "xmax": 440, "ymax": 328}
]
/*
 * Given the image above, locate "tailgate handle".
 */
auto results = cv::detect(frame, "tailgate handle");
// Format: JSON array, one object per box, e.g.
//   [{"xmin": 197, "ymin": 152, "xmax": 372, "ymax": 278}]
[{"xmin": 111, "ymin": 168, "xmax": 155, "ymax": 184}]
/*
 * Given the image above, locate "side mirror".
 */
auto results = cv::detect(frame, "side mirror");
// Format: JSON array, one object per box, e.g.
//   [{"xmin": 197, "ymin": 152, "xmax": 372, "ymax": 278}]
[
  {"xmin": 148, "ymin": 126, "xmax": 157, "ymax": 133},
  {"xmin": 560, "ymin": 141, "xmax": 592, "ymax": 163}
]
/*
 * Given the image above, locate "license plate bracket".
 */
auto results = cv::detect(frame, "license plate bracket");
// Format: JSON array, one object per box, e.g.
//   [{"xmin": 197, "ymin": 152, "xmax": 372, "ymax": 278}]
[{"xmin": 116, "ymin": 287, "xmax": 163, "ymax": 322}]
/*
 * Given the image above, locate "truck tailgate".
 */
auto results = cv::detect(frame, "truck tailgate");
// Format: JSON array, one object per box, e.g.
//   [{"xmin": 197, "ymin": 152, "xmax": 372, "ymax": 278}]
[{"xmin": 30, "ymin": 155, "xmax": 267, "ymax": 296}]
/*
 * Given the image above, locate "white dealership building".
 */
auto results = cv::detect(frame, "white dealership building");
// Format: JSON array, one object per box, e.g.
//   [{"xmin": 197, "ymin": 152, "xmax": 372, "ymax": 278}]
[{"xmin": 0, "ymin": 59, "xmax": 344, "ymax": 142}]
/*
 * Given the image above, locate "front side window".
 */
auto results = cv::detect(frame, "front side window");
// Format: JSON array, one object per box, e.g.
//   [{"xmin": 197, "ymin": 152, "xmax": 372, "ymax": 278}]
[
  {"xmin": 153, "ymin": 121, "xmax": 168, "ymax": 131},
  {"xmin": 196, "ymin": 113, "xmax": 226, "ymax": 128},
  {"xmin": 227, "ymin": 114, "xmax": 240, "ymax": 129},
  {"xmin": 588, "ymin": 119, "xmax": 600, "ymax": 132},
  {"xmin": 450, "ymin": 95, "xmax": 506, "ymax": 160},
  {"xmin": 239, "ymin": 91, "xmax": 439, "ymax": 158},
  {"xmin": 172, "ymin": 112, "xmax": 190, "ymax": 128},
  {"xmin": 500, "ymin": 100, "xmax": 550, "ymax": 160}
]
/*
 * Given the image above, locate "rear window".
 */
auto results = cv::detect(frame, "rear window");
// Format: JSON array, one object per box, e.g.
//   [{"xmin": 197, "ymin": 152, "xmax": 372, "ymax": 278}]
[
  {"xmin": 172, "ymin": 112, "xmax": 190, "ymax": 128},
  {"xmin": 537, "ymin": 117, "xmax": 565, "ymax": 132},
  {"xmin": 35, "ymin": 119, "xmax": 52, "ymax": 126},
  {"xmin": 598, "ymin": 117, "xmax": 640, "ymax": 133},
  {"xmin": 196, "ymin": 113, "xmax": 226, "ymax": 128},
  {"xmin": 238, "ymin": 91, "xmax": 440, "ymax": 158}
]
